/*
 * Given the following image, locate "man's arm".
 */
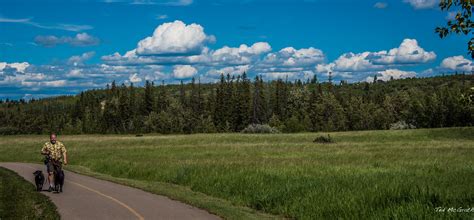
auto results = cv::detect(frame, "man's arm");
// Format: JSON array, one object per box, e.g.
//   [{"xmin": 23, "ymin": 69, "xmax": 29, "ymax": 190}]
[
  {"xmin": 61, "ymin": 143, "xmax": 68, "ymax": 165},
  {"xmin": 63, "ymin": 152, "xmax": 68, "ymax": 165},
  {"xmin": 41, "ymin": 144, "xmax": 49, "ymax": 155}
]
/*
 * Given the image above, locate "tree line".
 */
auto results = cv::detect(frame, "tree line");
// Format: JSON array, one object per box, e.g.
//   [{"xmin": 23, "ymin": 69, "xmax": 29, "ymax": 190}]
[{"xmin": 0, "ymin": 73, "xmax": 473, "ymax": 135}]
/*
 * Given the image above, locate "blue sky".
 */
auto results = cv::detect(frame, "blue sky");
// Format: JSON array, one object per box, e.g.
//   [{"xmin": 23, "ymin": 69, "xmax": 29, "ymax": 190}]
[{"xmin": 0, "ymin": 0, "xmax": 472, "ymax": 99}]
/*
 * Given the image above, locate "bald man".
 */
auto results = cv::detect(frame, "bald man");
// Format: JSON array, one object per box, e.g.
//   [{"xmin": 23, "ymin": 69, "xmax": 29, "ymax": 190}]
[{"xmin": 41, "ymin": 133, "xmax": 68, "ymax": 192}]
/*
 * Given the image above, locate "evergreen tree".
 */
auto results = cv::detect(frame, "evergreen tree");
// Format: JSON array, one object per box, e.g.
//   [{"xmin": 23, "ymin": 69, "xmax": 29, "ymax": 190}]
[
  {"xmin": 142, "ymin": 80, "xmax": 154, "ymax": 116},
  {"xmin": 185, "ymin": 77, "xmax": 204, "ymax": 133},
  {"xmin": 110, "ymin": 80, "xmax": 118, "ymax": 97},
  {"xmin": 214, "ymin": 74, "xmax": 227, "ymax": 131},
  {"xmin": 118, "ymin": 83, "xmax": 130, "ymax": 132},
  {"xmin": 252, "ymin": 75, "xmax": 267, "ymax": 124},
  {"xmin": 224, "ymin": 74, "xmax": 234, "ymax": 130},
  {"xmin": 231, "ymin": 74, "xmax": 251, "ymax": 131},
  {"xmin": 128, "ymin": 83, "xmax": 138, "ymax": 132},
  {"xmin": 156, "ymin": 80, "xmax": 169, "ymax": 113},
  {"xmin": 179, "ymin": 80, "xmax": 187, "ymax": 108},
  {"xmin": 311, "ymin": 74, "xmax": 318, "ymax": 84},
  {"xmin": 308, "ymin": 88, "xmax": 322, "ymax": 131},
  {"xmin": 189, "ymin": 77, "xmax": 203, "ymax": 116}
]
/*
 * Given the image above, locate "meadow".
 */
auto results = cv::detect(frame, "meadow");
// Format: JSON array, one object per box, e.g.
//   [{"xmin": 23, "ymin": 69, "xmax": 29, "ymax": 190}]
[{"xmin": 0, "ymin": 127, "xmax": 473, "ymax": 219}]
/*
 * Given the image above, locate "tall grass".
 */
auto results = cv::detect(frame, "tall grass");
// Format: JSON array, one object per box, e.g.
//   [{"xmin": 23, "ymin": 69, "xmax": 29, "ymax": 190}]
[{"xmin": 0, "ymin": 127, "xmax": 472, "ymax": 219}]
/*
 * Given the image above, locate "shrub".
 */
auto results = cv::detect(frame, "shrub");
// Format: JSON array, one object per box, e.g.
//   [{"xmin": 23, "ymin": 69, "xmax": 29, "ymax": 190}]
[
  {"xmin": 241, "ymin": 124, "xmax": 280, "ymax": 134},
  {"xmin": 268, "ymin": 114, "xmax": 285, "ymax": 131},
  {"xmin": 283, "ymin": 116, "xmax": 306, "ymax": 133},
  {"xmin": 0, "ymin": 126, "xmax": 20, "ymax": 135},
  {"xmin": 389, "ymin": 121, "xmax": 416, "ymax": 130},
  {"xmin": 313, "ymin": 134, "xmax": 334, "ymax": 143}
]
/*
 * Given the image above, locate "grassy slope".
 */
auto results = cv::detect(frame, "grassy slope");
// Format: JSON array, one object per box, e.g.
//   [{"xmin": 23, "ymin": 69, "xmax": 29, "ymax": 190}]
[
  {"xmin": 0, "ymin": 167, "xmax": 60, "ymax": 220},
  {"xmin": 0, "ymin": 128, "xmax": 473, "ymax": 219}
]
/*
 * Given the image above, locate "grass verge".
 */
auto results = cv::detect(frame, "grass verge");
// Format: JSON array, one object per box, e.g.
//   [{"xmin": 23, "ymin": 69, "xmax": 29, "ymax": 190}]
[
  {"xmin": 0, "ymin": 167, "xmax": 60, "ymax": 220},
  {"xmin": 67, "ymin": 165, "xmax": 281, "ymax": 219}
]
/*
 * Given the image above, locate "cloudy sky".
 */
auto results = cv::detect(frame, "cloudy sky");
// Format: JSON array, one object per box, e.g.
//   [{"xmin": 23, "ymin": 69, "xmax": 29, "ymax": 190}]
[{"xmin": 0, "ymin": 0, "xmax": 472, "ymax": 100}]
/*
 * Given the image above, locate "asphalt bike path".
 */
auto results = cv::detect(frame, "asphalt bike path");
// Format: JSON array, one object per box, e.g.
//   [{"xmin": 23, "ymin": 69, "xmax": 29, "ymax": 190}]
[{"xmin": 0, "ymin": 162, "xmax": 220, "ymax": 220}]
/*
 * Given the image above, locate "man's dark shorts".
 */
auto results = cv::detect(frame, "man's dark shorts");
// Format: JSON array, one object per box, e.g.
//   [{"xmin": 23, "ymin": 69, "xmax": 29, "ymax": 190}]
[{"xmin": 46, "ymin": 160, "xmax": 62, "ymax": 174}]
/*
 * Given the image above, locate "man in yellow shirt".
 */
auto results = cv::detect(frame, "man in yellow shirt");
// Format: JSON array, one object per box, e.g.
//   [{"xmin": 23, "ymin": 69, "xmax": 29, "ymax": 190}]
[{"xmin": 41, "ymin": 133, "xmax": 68, "ymax": 192}]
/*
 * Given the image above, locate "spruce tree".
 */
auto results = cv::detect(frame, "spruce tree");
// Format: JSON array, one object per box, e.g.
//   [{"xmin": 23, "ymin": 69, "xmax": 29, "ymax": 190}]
[
  {"xmin": 156, "ymin": 80, "xmax": 169, "ymax": 113},
  {"xmin": 308, "ymin": 88, "xmax": 322, "ymax": 131},
  {"xmin": 252, "ymin": 75, "xmax": 267, "ymax": 124},
  {"xmin": 240, "ymin": 72, "xmax": 251, "ymax": 128},
  {"xmin": 224, "ymin": 74, "xmax": 234, "ymax": 130},
  {"xmin": 143, "ymin": 80, "xmax": 154, "ymax": 115},
  {"xmin": 214, "ymin": 74, "xmax": 227, "ymax": 131},
  {"xmin": 179, "ymin": 80, "xmax": 187, "ymax": 108},
  {"xmin": 118, "ymin": 83, "xmax": 130, "ymax": 132},
  {"xmin": 231, "ymin": 75, "xmax": 242, "ymax": 131}
]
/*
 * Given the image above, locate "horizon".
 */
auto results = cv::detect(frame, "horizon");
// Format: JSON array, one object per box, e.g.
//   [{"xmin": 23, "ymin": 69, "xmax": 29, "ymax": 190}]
[{"xmin": 1, "ymin": 0, "xmax": 473, "ymax": 100}]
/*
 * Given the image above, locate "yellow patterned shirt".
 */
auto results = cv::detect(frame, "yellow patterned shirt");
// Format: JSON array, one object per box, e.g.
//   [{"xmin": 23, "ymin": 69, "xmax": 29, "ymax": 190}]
[{"xmin": 41, "ymin": 141, "xmax": 67, "ymax": 161}]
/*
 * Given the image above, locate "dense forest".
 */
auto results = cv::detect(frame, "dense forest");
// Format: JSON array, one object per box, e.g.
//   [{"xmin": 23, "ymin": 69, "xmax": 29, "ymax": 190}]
[{"xmin": 0, "ymin": 73, "xmax": 473, "ymax": 135}]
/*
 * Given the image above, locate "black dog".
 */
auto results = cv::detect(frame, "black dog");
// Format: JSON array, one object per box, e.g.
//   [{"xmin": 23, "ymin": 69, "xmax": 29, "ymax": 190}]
[
  {"xmin": 33, "ymin": 170, "xmax": 45, "ymax": 191},
  {"xmin": 54, "ymin": 168, "xmax": 65, "ymax": 193}
]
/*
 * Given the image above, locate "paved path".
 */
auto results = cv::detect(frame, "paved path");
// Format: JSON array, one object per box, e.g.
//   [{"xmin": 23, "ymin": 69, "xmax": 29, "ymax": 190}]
[{"xmin": 0, "ymin": 162, "xmax": 220, "ymax": 220}]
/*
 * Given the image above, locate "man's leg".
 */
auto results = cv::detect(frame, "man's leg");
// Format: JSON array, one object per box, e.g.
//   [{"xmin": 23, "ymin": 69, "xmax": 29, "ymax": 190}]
[
  {"xmin": 47, "ymin": 162, "xmax": 55, "ymax": 192},
  {"xmin": 48, "ymin": 172, "xmax": 54, "ymax": 186}
]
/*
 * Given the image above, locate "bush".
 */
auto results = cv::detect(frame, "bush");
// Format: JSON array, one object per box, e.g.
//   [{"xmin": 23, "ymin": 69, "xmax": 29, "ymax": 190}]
[
  {"xmin": 268, "ymin": 114, "xmax": 285, "ymax": 131},
  {"xmin": 313, "ymin": 134, "xmax": 334, "ymax": 143},
  {"xmin": 390, "ymin": 121, "xmax": 416, "ymax": 130},
  {"xmin": 283, "ymin": 116, "xmax": 306, "ymax": 133},
  {"xmin": 0, "ymin": 127, "xmax": 20, "ymax": 135},
  {"xmin": 241, "ymin": 124, "xmax": 280, "ymax": 134}
]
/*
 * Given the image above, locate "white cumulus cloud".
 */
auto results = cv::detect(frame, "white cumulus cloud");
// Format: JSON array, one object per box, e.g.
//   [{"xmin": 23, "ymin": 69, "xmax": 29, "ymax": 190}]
[
  {"xmin": 261, "ymin": 47, "xmax": 325, "ymax": 67},
  {"xmin": 333, "ymin": 52, "xmax": 381, "ymax": 72},
  {"xmin": 252, "ymin": 47, "xmax": 325, "ymax": 78},
  {"xmin": 440, "ymin": 55, "xmax": 473, "ymax": 72},
  {"xmin": 367, "ymin": 69, "xmax": 416, "ymax": 82},
  {"xmin": 173, "ymin": 65, "xmax": 198, "ymax": 79},
  {"xmin": 316, "ymin": 39, "xmax": 435, "ymax": 74},
  {"xmin": 209, "ymin": 42, "xmax": 271, "ymax": 66},
  {"xmin": 370, "ymin": 39, "xmax": 436, "ymax": 65},
  {"xmin": 136, "ymin": 20, "xmax": 214, "ymax": 56}
]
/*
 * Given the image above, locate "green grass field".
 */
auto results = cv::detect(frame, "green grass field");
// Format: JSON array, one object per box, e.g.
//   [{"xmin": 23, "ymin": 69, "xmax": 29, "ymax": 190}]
[
  {"xmin": 0, "ymin": 128, "xmax": 473, "ymax": 219},
  {"xmin": 0, "ymin": 167, "xmax": 60, "ymax": 220}
]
